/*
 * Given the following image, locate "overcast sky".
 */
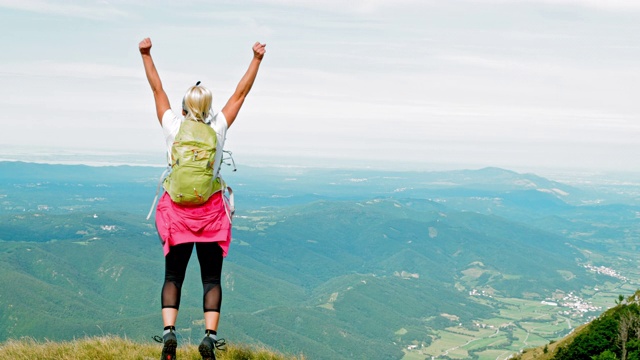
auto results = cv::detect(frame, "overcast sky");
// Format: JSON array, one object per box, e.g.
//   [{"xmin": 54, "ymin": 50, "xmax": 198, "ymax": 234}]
[{"xmin": 0, "ymin": 0, "xmax": 639, "ymax": 173}]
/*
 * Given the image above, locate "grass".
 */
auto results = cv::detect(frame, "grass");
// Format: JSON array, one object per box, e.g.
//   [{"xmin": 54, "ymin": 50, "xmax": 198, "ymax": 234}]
[
  {"xmin": 514, "ymin": 324, "xmax": 589, "ymax": 360},
  {"xmin": 0, "ymin": 335, "xmax": 304, "ymax": 360},
  {"xmin": 419, "ymin": 293, "xmax": 591, "ymax": 359}
]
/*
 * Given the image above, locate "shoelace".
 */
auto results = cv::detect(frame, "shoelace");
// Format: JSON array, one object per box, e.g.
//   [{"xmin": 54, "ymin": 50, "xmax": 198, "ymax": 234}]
[
  {"xmin": 152, "ymin": 334, "xmax": 226, "ymax": 351},
  {"xmin": 212, "ymin": 338, "xmax": 227, "ymax": 350}
]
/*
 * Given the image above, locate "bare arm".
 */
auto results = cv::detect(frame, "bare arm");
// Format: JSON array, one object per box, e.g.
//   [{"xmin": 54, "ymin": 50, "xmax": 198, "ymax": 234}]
[
  {"xmin": 222, "ymin": 42, "xmax": 266, "ymax": 128},
  {"xmin": 139, "ymin": 37, "xmax": 170, "ymax": 125}
]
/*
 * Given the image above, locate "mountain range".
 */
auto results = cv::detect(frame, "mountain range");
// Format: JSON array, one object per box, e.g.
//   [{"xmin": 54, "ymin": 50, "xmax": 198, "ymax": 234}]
[{"xmin": 1, "ymin": 161, "xmax": 638, "ymax": 359}]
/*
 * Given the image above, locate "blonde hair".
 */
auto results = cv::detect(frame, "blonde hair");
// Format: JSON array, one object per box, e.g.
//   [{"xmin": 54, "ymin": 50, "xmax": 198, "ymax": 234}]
[{"xmin": 182, "ymin": 83, "xmax": 213, "ymax": 122}]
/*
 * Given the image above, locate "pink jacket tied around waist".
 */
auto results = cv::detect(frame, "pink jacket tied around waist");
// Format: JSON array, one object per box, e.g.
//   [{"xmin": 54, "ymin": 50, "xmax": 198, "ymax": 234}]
[{"xmin": 155, "ymin": 191, "xmax": 231, "ymax": 257}]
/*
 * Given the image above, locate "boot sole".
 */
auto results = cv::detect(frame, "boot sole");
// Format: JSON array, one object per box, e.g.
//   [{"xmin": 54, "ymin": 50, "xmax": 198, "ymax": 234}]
[
  {"xmin": 162, "ymin": 338, "xmax": 177, "ymax": 360},
  {"xmin": 198, "ymin": 342, "xmax": 215, "ymax": 360}
]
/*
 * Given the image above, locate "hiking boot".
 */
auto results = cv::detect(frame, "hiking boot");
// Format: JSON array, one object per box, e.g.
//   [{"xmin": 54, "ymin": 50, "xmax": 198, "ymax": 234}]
[
  {"xmin": 198, "ymin": 336, "xmax": 226, "ymax": 360},
  {"xmin": 160, "ymin": 330, "xmax": 177, "ymax": 360}
]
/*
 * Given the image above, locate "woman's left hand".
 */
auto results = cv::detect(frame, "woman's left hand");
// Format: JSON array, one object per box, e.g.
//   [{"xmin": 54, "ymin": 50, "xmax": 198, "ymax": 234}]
[{"xmin": 139, "ymin": 37, "xmax": 152, "ymax": 55}]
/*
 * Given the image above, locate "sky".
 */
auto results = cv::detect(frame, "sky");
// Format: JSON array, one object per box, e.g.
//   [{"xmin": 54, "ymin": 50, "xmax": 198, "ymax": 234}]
[{"xmin": 0, "ymin": 0, "xmax": 639, "ymax": 173}]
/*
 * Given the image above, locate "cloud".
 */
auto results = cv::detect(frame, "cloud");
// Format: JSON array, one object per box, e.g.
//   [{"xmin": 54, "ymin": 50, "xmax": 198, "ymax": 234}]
[
  {"xmin": 0, "ymin": 60, "xmax": 142, "ymax": 80},
  {"xmin": 462, "ymin": 0, "xmax": 640, "ymax": 11},
  {"xmin": 248, "ymin": 0, "xmax": 420, "ymax": 13},
  {"xmin": 249, "ymin": 0, "xmax": 640, "ymax": 13},
  {"xmin": 1, "ymin": 0, "xmax": 638, "ymax": 173},
  {"xmin": 0, "ymin": 0, "xmax": 130, "ymax": 20}
]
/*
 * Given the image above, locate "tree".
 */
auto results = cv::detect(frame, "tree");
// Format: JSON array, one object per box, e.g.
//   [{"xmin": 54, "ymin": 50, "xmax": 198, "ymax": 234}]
[
  {"xmin": 619, "ymin": 311, "xmax": 633, "ymax": 360},
  {"xmin": 618, "ymin": 310, "xmax": 640, "ymax": 360},
  {"xmin": 553, "ymin": 316, "xmax": 619, "ymax": 360},
  {"xmin": 617, "ymin": 295, "xmax": 626, "ymax": 305},
  {"xmin": 626, "ymin": 339, "xmax": 640, "ymax": 360},
  {"xmin": 592, "ymin": 350, "xmax": 619, "ymax": 360}
]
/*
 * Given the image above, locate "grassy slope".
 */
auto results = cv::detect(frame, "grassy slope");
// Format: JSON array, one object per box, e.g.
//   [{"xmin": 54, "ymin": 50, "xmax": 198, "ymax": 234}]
[
  {"xmin": 515, "ymin": 324, "xmax": 589, "ymax": 360},
  {"xmin": 514, "ymin": 291, "xmax": 640, "ymax": 359},
  {"xmin": 0, "ymin": 335, "xmax": 304, "ymax": 360}
]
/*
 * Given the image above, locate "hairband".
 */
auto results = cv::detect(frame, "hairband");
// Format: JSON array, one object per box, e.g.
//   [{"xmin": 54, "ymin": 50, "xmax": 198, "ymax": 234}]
[{"xmin": 182, "ymin": 81, "xmax": 201, "ymax": 112}]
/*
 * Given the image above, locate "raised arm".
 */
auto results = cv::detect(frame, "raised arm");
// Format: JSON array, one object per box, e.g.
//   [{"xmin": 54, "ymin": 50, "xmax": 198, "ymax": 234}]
[
  {"xmin": 222, "ymin": 42, "xmax": 266, "ymax": 128},
  {"xmin": 139, "ymin": 37, "xmax": 170, "ymax": 124}
]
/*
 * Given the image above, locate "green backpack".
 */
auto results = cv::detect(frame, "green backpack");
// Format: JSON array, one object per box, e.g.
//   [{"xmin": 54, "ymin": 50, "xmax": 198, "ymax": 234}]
[{"xmin": 162, "ymin": 119, "xmax": 222, "ymax": 205}]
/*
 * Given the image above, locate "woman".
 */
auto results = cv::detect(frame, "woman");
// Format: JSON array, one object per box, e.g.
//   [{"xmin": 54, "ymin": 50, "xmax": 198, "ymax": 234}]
[{"xmin": 139, "ymin": 37, "xmax": 266, "ymax": 360}]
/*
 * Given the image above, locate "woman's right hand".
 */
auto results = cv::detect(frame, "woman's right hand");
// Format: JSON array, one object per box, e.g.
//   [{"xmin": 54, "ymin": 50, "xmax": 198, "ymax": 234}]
[{"xmin": 139, "ymin": 37, "xmax": 152, "ymax": 55}]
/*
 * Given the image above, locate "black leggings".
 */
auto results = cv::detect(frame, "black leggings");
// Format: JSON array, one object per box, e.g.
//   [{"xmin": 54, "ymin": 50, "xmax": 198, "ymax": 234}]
[{"xmin": 162, "ymin": 242, "xmax": 223, "ymax": 313}]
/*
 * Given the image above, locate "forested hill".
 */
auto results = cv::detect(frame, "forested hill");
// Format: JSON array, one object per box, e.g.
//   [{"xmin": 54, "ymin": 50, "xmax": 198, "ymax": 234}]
[
  {"xmin": 1, "ymin": 161, "xmax": 639, "ymax": 359},
  {"xmin": 516, "ymin": 290, "xmax": 640, "ymax": 360}
]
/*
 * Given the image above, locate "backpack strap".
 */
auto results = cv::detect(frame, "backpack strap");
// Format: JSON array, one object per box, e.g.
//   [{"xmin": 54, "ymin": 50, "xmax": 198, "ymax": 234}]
[
  {"xmin": 219, "ymin": 177, "xmax": 235, "ymax": 223},
  {"xmin": 146, "ymin": 166, "xmax": 170, "ymax": 220},
  {"xmin": 219, "ymin": 150, "xmax": 236, "ymax": 223},
  {"xmin": 226, "ymin": 186, "xmax": 235, "ymax": 220},
  {"xmin": 212, "ymin": 126, "xmax": 223, "ymax": 180}
]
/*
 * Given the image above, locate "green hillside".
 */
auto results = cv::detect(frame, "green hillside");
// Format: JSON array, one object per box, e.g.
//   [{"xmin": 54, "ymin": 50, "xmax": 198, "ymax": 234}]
[
  {"xmin": 1, "ymin": 162, "xmax": 639, "ymax": 359},
  {"xmin": 233, "ymin": 199, "xmax": 595, "ymax": 296},
  {"xmin": 516, "ymin": 290, "xmax": 640, "ymax": 360}
]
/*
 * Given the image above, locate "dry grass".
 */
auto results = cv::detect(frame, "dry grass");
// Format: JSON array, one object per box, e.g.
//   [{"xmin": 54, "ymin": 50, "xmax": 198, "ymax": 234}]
[
  {"xmin": 514, "ymin": 323, "xmax": 589, "ymax": 360},
  {"xmin": 0, "ymin": 335, "xmax": 304, "ymax": 360}
]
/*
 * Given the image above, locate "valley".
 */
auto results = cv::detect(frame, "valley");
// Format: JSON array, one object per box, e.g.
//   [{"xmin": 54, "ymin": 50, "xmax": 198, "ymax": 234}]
[{"xmin": 1, "ymin": 161, "xmax": 639, "ymax": 359}]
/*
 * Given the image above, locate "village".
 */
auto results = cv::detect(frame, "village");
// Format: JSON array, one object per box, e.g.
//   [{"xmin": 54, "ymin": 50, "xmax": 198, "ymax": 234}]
[
  {"xmin": 542, "ymin": 292, "xmax": 602, "ymax": 317},
  {"xmin": 583, "ymin": 264, "xmax": 628, "ymax": 281}
]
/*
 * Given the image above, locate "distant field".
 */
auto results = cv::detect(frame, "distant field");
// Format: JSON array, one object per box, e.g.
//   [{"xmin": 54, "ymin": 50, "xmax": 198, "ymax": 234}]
[{"xmin": 418, "ymin": 288, "xmax": 628, "ymax": 359}]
